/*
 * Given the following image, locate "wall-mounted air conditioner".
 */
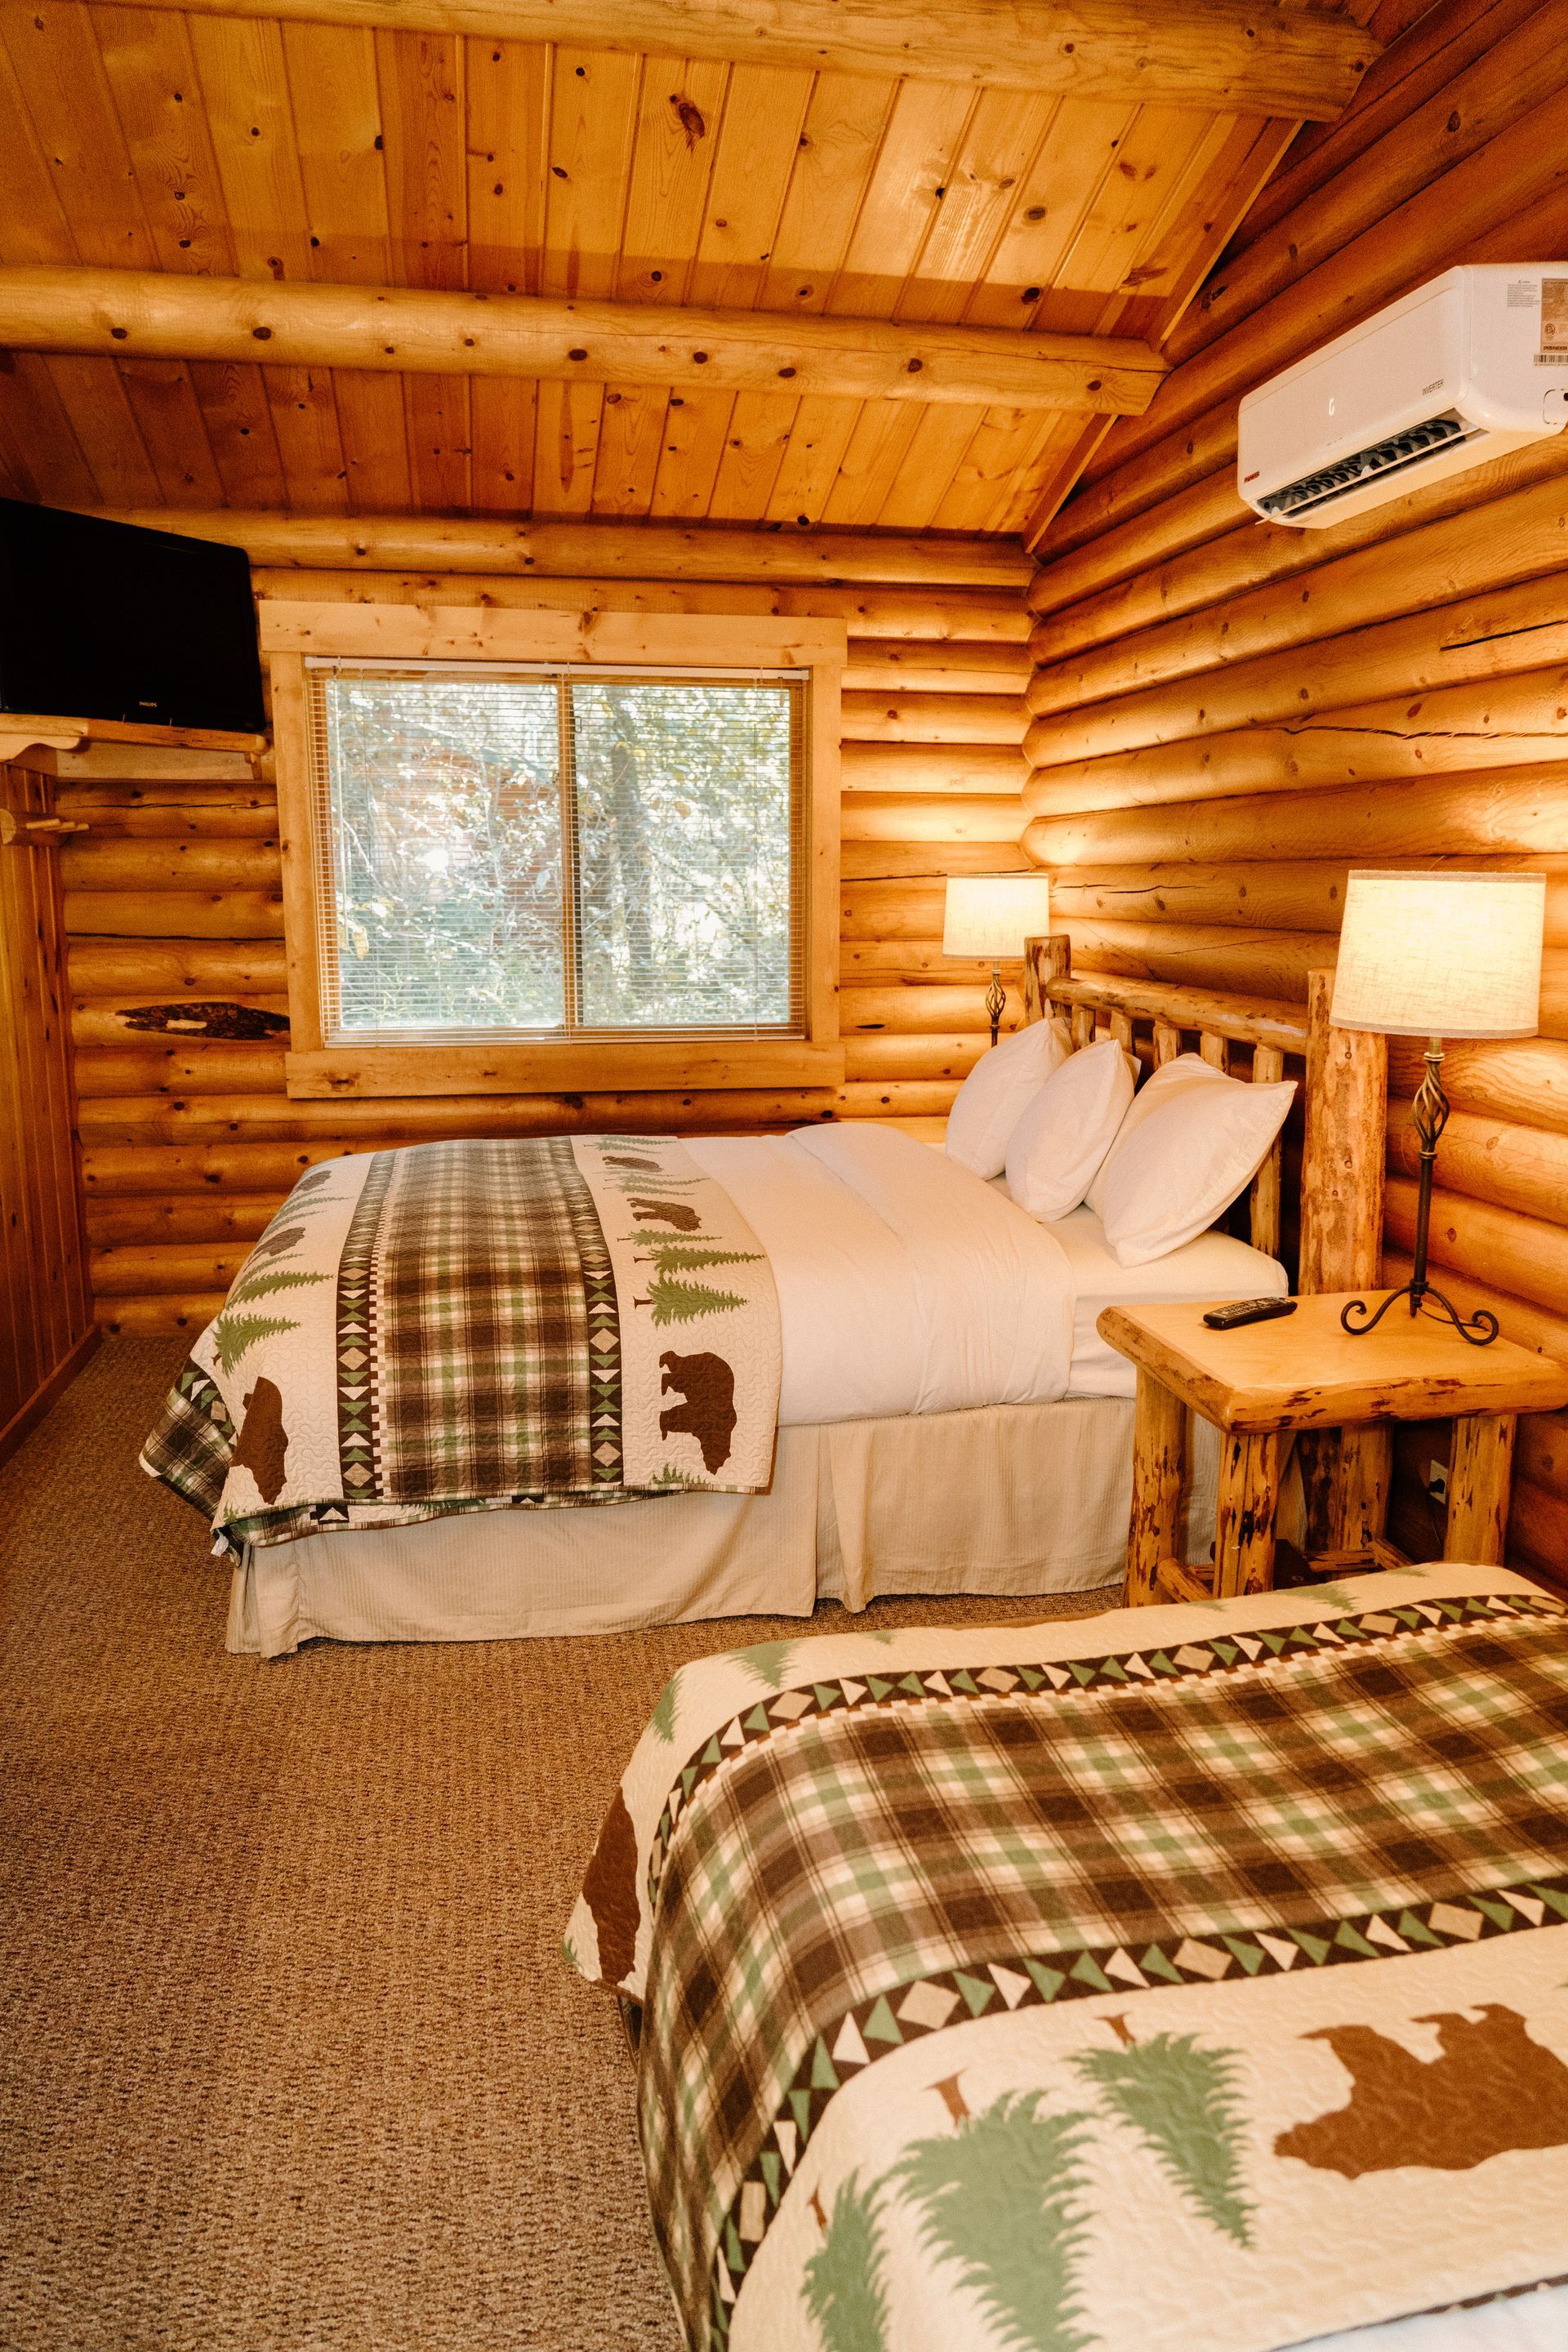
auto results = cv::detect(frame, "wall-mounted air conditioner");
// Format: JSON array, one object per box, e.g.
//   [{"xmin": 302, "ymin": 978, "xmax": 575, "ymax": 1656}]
[{"xmin": 1236, "ymin": 265, "xmax": 1568, "ymax": 528}]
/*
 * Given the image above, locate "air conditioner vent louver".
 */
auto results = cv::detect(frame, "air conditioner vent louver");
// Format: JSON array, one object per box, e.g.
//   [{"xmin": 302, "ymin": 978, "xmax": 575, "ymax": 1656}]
[{"xmin": 1257, "ymin": 410, "xmax": 1483, "ymax": 520}]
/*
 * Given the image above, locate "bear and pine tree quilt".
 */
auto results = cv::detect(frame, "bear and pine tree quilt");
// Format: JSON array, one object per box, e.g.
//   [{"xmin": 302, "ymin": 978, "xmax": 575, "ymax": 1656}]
[
  {"xmin": 141, "ymin": 1134, "xmax": 781, "ymax": 1552},
  {"xmin": 567, "ymin": 1564, "xmax": 1568, "ymax": 2352}
]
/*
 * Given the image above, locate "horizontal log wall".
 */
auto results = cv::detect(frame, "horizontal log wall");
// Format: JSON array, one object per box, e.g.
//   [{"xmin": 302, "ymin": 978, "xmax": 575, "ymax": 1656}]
[
  {"xmin": 60, "ymin": 564, "xmax": 1027, "ymax": 1334},
  {"xmin": 1024, "ymin": 0, "xmax": 1568, "ymax": 1582}
]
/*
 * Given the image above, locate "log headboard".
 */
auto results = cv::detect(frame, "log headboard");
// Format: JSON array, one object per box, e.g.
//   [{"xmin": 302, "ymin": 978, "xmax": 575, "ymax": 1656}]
[{"xmin": 1020, "ymin": 934, "xmax": 1384, "ymax": 1294}]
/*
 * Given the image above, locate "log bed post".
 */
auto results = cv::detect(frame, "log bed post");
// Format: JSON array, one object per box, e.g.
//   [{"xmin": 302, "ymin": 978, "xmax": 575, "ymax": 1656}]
[
  {"xmin": 1298, "ymin": 967, "xmax": 1390, "ymax": 1553},
  {"xmin": 1022, "ymin": 933, "xmax": 1071, "ymax": 1023}
]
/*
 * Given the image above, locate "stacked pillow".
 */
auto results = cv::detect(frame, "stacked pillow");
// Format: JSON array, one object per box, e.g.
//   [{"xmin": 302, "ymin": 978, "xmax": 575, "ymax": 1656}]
[
  {"xmin": 1086, "ymin": 1052, "xmax": 1295, "ymax": 1264},
  {"xmin": 1004, "ymin": 1039, "xmax": 1134, "ymax": 1220},
  {"xmin": 943, "ymin": 1013, "xmax": 1073, "ymax": 1178},
  {"xmin": 947, "ymin": 1028, "xmax": 1296, "ymax": 1263}
]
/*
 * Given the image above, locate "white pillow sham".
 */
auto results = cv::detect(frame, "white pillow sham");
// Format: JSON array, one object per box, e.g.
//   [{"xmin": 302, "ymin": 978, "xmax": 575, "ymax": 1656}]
[
  {"xmin": 1004, "ymin": 1038, "xmax": 1134, "ymax": 1221},
  {"xmin": 1088, "ymin": 1052, "xmax": 1296, "ymax": 1267},
  {"xmin": 945, "ymin": 1013, "xmax": 1071, "ymax": 1178}
]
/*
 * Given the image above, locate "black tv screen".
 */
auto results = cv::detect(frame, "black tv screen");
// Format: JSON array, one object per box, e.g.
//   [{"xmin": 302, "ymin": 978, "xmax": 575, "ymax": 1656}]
[{"xmin": 0, "ymin": 500, "xmax": 266, "ymax": 734}]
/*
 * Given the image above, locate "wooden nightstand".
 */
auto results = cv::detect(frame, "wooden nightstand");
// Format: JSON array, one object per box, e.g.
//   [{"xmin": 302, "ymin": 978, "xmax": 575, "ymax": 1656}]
[{"xmin": 1098, "ymin": 1293, "xmax": 1568, "ymax": 1606}]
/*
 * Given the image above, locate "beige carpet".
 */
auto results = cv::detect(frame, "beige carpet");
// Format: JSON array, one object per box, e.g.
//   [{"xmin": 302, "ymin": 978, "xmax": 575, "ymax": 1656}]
[{"xmin": 0, "ymin": 1339, "xmax": 1118, "ymax": 2352}]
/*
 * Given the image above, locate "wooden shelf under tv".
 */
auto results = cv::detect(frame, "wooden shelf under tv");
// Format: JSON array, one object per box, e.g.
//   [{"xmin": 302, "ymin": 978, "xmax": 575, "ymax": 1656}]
[{"xmin": 0, "ymin": 712, "xmax": 268, "ymax": 764}]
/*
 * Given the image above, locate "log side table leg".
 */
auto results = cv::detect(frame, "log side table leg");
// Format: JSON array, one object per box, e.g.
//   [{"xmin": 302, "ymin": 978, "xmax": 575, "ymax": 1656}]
[
  {"xmin": 1339, "ymin": 1425, "xmax": 1393, "ymax": 1551},
  {"xmin": 1214, "ymin": 1428, "xmax": 1283, "ymax": 1598},
  {"xmin": 1446, "ymin": 1413, "xmax": 1517, "ymax": 1565},
  {"xmin": 1128, "ymin": 1371, "xmax": 1186, "ymax": 1606}
]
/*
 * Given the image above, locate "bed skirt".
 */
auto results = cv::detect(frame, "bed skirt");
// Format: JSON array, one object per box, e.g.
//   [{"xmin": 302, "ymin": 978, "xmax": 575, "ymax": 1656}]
[{"xmin": 225, "ymin": 1396, "xmax": 1222, "ymax": 1657}]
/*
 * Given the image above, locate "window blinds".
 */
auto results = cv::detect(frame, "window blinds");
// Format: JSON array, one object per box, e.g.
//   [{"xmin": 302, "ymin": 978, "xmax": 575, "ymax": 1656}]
[{"xmin": 304, "ymin": 662, "xmax": 806, "ymax": 1045}]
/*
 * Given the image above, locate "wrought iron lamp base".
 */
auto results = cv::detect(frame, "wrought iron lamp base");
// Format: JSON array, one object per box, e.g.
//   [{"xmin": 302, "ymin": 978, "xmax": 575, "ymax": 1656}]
[
  {"xmin": 985, "ymin": 964, "xmax": 1006, "ymax": 1049},
  {"xmin": 1339, "ymin": 1036, "xmax": 1500, "ymax": 1348},
  {"xmin": 1340, "ymin": 1285, "xmax": 1499, "ymax": 1347}
]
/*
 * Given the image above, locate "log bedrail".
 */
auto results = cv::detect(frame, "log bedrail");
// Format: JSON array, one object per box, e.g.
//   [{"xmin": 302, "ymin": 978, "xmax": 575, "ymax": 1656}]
[
  {"xmin": 1022, "ymin": 936, "xmax": 1307, "ymax": 1262},
  {"xmin": 1022, "ymin": 0, "xmax": 1568, "ymax": 1575}
]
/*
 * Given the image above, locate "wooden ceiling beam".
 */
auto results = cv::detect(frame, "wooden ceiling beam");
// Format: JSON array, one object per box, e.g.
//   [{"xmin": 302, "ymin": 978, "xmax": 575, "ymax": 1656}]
[
  {"xmin": 80, "ymin": 510, "xmax": 1036, "ymax": 589},
  {"xmin": 93, "ymin": 0, "xmax": 1376, "ymax": 118},
  {"xmin": 0, "ymin": 265, "xmax": 1164, "ymax": 417}
]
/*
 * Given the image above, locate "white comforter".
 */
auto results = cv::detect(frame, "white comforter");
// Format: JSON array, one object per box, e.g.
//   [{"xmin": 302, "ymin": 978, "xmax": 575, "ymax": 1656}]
[{"xmin": 688, "ymin": 1124, "xmax": 1075, "ymax": 1424}]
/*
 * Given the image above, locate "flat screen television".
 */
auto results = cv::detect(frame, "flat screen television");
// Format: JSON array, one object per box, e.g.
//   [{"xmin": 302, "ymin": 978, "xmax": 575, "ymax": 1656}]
[{"xmin": 0, "ymin": 500, "xmax": 266, "ymax": 735}]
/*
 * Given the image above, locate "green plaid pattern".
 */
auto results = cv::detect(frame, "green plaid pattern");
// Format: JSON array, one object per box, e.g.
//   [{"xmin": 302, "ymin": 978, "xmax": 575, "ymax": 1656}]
[
  {"xmin": 137, "ymin": 1361, "xmax": 234, "ymax": 1517},
  {"xmin": 345, "ymin": 1137, "xmax": 613, "ymax": 1502},
  {"xmin": 636, "ymin": 1592, "xmax": 1568, "ymax": 2346}
]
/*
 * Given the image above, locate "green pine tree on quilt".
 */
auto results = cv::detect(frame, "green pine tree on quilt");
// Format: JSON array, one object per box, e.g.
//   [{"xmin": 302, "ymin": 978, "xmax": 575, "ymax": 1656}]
[
  {"xmin": 802, "ymin": 2173, "xmax": 891, "ymax": 2352},
  {"xmin": 1071, "ymin": 2032, "xmax": 1254, "ymax": 2247},
  {"xmin": 634, "ymin": 1274, "xmax": 746, "ymax": 1325},
  {"xmin": 890, "ymin": 2091, "xmax": 1094, "ymax": 2352}
]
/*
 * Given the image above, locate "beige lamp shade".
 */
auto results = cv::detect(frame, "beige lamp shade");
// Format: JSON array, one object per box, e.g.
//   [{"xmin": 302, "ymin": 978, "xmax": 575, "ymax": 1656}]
[
  {"xmin": 942, "ymin": 873, "xmax": 1052, "ymax": 960},
  {"xmin": 1330, "ymin": 870, "xmax": 1545, "ymax": 1039}
]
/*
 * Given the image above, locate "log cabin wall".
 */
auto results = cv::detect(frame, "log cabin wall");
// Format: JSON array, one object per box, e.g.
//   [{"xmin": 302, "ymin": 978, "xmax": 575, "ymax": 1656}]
[
  {"xmin": 1021, "ymin": 0, "xmax": 1568, "ymax": 1579},
  {"xmin": 0, "ymin": 757, "xmax": 96, "ymax": 1459},
  {"xmin": 59, "ymin": 553, "xmax": 1029, "ymax": 1338}
]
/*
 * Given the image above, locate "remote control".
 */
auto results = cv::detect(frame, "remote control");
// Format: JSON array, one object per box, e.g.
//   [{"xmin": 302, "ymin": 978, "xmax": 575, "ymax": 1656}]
[{"xmin": 1202, "ymin": 1298, "xmax": 1299, "ymax": 1330}]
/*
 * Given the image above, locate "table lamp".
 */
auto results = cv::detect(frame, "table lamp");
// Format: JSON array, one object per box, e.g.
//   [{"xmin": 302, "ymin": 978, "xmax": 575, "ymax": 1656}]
[
  {"xmin": 942, "ymin": 874, "xmax": 1052, "ymax": 1047},
  {"xmin": 1329, "ymin": 869, "xmax": 1546, "ymax": 1347}
]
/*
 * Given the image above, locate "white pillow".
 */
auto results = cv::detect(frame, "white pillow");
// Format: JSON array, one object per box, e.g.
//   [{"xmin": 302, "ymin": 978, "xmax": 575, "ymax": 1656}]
[
  {"xmin": 1089, "ymin": 1052, "xmax": 1296, "ymax": 1267},
  {"xmin": 1004, "ymin": 1038, "xmax": 1135, "ymax": 1220},
  {"xmin": 945, "ymin": 1014, "xmax": 1071, "ymax": 1178}
]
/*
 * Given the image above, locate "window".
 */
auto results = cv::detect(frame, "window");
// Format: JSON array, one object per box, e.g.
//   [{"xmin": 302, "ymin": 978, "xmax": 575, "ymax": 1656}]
[
  {"xmin": 264, "ymin": 605, "xmax": 843, "ymax": 1098},
  {"xmin": 311, "ymin": 666, "xmax": 801, "ymax": 1041}
]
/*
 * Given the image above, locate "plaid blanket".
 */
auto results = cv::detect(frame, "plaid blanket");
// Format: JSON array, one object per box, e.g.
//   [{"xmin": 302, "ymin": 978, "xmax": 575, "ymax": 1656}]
[
  {"xmin": 141, "ymin": 1134, "xmax": 779, "ymax": 1552},
  {"xmin": 567, "ymin": 1565, "xmax": 1568, "ymax": 2352}
]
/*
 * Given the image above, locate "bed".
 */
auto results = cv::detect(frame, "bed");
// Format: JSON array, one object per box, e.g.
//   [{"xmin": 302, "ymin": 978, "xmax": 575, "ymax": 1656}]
[
  {"xmin": 143, "ymin": 942, "xmax": 1343, "ymax": 1656},
  {"xmin": 567, "ymin": 1561, "xmax": 1568, "ymax": 2352}
]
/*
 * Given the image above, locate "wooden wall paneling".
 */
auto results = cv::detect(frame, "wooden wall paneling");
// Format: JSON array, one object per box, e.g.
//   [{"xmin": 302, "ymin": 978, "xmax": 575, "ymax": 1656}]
[
  {"xmin": 1026, "ymin": 18, "xmax": 1568, "ymax": 1560},
  {"xmin": 1031, "ymin": 397, "xmax": 1241, "ymax": 559},
  {"xmin": 1235, "ymin": 0, "xmax": 1544, "ymax": 252},
  {"xmin": 896, "ymin": 86, "xmax": 1061, "ymax": 327},
  {"xmin": 465, "ymin": 33, "xmax": 550, "ymax": 506},
  {"xmin": 286, "ymin": 21, "xmax": 416, "ymax": 510},
  {"xmin": 1026, "ymin": 569, "xmax": 1568, "ymax": 767},
  {"xmin": 91, "ymin": 507, "xmax": 1037, "ymax": 585},
  {"xmin": 1030, "ymin": 467, "xmax": 1568, "ymax": 719},
  {"xmin": 59, "ymin": 565, "xmax": 1027, "ymax": 1328},
  {"xmin": 1030, "ymin": 431, "xmax": 1568, "ymax": 669},
  {"xmin": 34, "ymin": 359, "xmax": 158, "ymax": 510},
  {"xmin": 0, "ymin": 355, "xmax": 105, "ymax": 509},
  {"xmin": 0, "ymin": 5, "xmax": 1352, "ymax": 530},
  {"xmin": 94, "ymin": 4, "xmax": 237, "ymax": 278},
  {"xmin": 756, "ymin": 69, "xmax": 893, "ymax": 317},
  {"xmin": 820, "ymin": 406, "xmax": 928, "ymax": 530},
  {"xmin": 875, "ymin": 407, "xmax": 991, "ymax": 534},
  {"xmin": 822, "ymin": 78, "xmax": 970, "ymax": 322},
  {"xmin": 1387, "ymin": 1037, "xmax": 1568, "ymax": 1138},
  {"xmin": 0, "ymin": 26, "xmax": 76, "ymax": 267},
  {"xmin": 1025, "ymin": 673, "xmax": 1568, "ymax": 822},
  {"xmin": 241, "ymin": 569, "xmax": 1030, "ymax": 637},
  {"xmin": 1027, "ymin": 769, "xmax": 1568, "ymax": 869},
  {"xmin": 1173, "ymin": 1, "xmax": 1566, "ymax": 365},
  {"xmin": 933, "ymin": 408, "xmax": 1058, "ymax": 536},
  {"xmin": 0, "ymin": 759, "xmax": 96, "ymax": 1459},
  {"xmin": 684, "ymin": 61, "xmax": 815, "ymax": 311},
  {"xmin": 1027, "ymin": 467, "xmax": 1246, "ymax": 618},
  {"xmin": 1077, "ymin": 75, "xmax": 1568, "ymax": 490},
  {"xmin": 613, "ymin": 50, "xmax": 724, "ymax": 301}
]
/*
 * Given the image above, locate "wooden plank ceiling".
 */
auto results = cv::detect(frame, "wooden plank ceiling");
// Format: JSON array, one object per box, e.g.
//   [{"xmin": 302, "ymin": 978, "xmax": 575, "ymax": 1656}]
[{"xmin": 0, "ymin": 1, "xmax": 1364, "ymax": 537}]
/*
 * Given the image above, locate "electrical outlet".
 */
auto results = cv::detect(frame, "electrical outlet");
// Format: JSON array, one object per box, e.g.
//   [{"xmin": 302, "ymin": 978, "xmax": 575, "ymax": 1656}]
[{"xmin": 1428, "ymin": 1458, "xmax": 1450, "ymax": 1506}]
